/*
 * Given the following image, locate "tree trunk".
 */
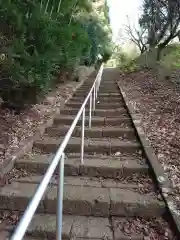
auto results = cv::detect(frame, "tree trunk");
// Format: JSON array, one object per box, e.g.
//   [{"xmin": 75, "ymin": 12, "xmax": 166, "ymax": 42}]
[
  {"xmin": 178, "ymin": 33, "xmax": 180, "ymax": 42},
  {"xmin": 157, "ymin": 45, "xmax": 165, "ymax": 61}
]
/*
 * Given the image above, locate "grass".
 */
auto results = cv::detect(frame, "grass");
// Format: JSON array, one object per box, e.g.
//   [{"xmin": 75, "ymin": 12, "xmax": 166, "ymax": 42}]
[
  {"xmin": 136, "ymin": 43, "xmax": 180, "ymax": 70},
  {"xmin": 120, "ymin": 43, "xmax": 180, "ymax": 80}
]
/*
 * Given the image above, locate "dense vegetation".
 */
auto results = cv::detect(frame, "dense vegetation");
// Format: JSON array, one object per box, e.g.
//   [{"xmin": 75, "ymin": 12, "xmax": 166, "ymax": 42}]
[
  {"xmin": 0, "ymin": 0, "xmax": 112, "ymax": 110},
  {"xmin": 139, "ymin": 0, "xmax": 180, "ymax": 60}
]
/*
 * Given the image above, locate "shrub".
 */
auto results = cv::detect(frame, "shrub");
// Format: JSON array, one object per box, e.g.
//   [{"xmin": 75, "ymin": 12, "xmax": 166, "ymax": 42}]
[
  {"xmin": 122, "ymin": 61, "xmax": 140, "ymax": 73},
  {"xmin": 158, "ymin": 44, "xmax": 180, "ymax": 80},
  {"xmin": 0, "ymin": 0, "xmax": 112, "ymax": 110}
]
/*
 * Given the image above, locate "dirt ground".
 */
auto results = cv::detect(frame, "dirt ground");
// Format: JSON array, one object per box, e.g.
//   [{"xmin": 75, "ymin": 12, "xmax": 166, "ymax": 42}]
[
  {"xmin": 120, "ymin": 69, "xmax": 180, "ymax": 204},
  {"xmin": 0, "ymin": 66, "xmax": 94, "ymax": 170},
  {"xmin": 0, "ymin": 81, "xmax": 82, "ymax": 167}
]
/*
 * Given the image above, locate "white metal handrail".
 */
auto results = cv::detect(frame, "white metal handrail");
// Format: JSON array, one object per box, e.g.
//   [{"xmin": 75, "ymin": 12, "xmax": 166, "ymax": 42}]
[{"xmin": 10, "ymin": 64, "xmax": 104, "ymax": 240}]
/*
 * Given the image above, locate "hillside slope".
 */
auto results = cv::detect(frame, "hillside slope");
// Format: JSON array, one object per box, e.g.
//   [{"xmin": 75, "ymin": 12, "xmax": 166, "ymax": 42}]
[
  {"xmin": 119, "ymin": 45, "xmax": 180, "ymax": 214},
  {"xmin": 136, "ymin": 44, "xmax": 180, "ymax": 81}
]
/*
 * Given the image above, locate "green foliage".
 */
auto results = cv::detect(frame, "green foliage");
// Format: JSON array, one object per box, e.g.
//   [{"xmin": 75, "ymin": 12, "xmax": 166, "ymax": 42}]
[
  {"xmin": 139, "ymin": 0, "xmax": 180, "ymax": 58},
  {"xmin": 161, "ymin": 45, "xmax": 180, "ymax": 70},
  {"xmin": 106, "ymin": 44, "xmax": 139, "ymax": 73},
  {"xmin": 157, "ymin": 44, "xmax": 180, "ymax": 79},
  {"xmin": 120, "ymin": 58, "xmax": 140, "ymax": 73},
  {"xmin": 0, "ymin": 0, "xmax": 112, "ymax": 109},
  {"xmin": 106, "ymin": 45, "xmax": 125, "ymax": 67},
  {"xmin": 135, "ymin": 44, "xmax": 180, "ymax": 70}
]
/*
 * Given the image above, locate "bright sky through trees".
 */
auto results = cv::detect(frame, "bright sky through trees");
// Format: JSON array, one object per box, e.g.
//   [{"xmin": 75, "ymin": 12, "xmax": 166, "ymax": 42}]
[{"xmin": 107, "ymin": 0, "xmax": 142, "ymax": 42}]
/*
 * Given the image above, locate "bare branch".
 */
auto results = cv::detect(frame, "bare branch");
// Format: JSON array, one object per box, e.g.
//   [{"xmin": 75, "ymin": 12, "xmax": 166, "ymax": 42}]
[{"xmin": 124, "ymin": 16, "xmax": 147, "ymax": 54}]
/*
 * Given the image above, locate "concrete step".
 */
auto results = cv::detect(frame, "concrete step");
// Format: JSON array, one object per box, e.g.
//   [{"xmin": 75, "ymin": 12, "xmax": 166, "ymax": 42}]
[
  {"xmin": 68, "ymin": 96, "xmax": 122, "ymax": 103},
  {"xmin": 33, "ymin": 136, "xmax": 140, "ymax": 155},
  {"xmin": 4, "ymin": 214, "xmax": 114, "ymax": 239},
  {"xmin": 65, "ymin": 102, "xmax": 125, "ymax": 109},
  {"xmin": 74, "ymin": 91, "xmax": 90, "ymax": 96},
  {"xmin": 53, "ymin": 115, "xmax": 132, "ymax": 127},
  {"xmin": 75, "ymin": 90, "xmax": 120, "ymax": 96},
  {"xmin": 97, "ymin": 92, "xmax": 119, "ymax": 94},
  {"xmin": 0, "ymin": 182, "xmax": 165, "ymax": 217},
  {"xmin": 60, "ymin": 108, "xmax": 128, "ymax": 117},
  {"xmin": 97, "ymin": 98, "xmax": 122, "ymax": 104},
  {"xmin": 0, "ymin": 232, "xmax": 40, "ymax": 240},
  {"xmin": 99, "ymin": 88, "xmax": 118, "ymax": 91},
  {"xmin": 16, "ymin": 175, "xmax": 149, "ymax": 189},
  {"xmin": 98, "ymin": 85, "xmax": 118, "ymax": 88},
  {"xmin": 72, "ymin": 93, "xmax": 121, "ymax": 98},
  {"xmin": 98, "ymin": 86, "xmax": 119, "ymax": 89},
  {"xmin": 98, "ymin": 93, "xmax": 121, "ymax": 97},
  {"xmin": 46, "ymin": 126, "xmax": 136, "ymax": 140},
  {"xmin": 15, "ymin": 154, "xmax": 148, "ymax": 177},
  {"xmin": 73, "ymin": 95, "xmax": 121, "ymax": 100},
  {"xmin": 25, "ymin": 214, "xmax": 113, "ymax": 239},
  {"xmin": 77, "ymin": 84, "xmax": 93, "ymax": 88},
  {"xmin": 7, "ymin": 216, "xmax": 168, "ymax": 239},
  {"xmin": 68, "ymin": 97, "xmax": 86, "ymax": 102},
  {"xmin": 99, "ymin": 82, "xmax": 117, "ymax": 84},
  {"xmin": 73, "ymin": 92, "xmax": 89, "ymax": 97},
  {"xmin": 98, "ymin": 88, "xmax": 119, "ymax": 91},
  {"xmin": 78, "ymin": 85, "xmax": 94, "ymax": 89},
  {"xmin": 97, "ymin": 96, "xmax": 122, "ymax": 100}
]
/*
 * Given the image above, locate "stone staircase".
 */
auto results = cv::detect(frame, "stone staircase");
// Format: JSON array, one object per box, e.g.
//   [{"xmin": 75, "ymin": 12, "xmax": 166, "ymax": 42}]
[{"xmin": 0, "ymin": 69, "xmax": 168, "ymax": 239}]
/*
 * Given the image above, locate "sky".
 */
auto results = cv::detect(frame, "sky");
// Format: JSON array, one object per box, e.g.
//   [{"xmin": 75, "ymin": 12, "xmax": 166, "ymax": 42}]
[{"xmin": 107, "ymin": 0, "xmax": 143, "ymax": 42}]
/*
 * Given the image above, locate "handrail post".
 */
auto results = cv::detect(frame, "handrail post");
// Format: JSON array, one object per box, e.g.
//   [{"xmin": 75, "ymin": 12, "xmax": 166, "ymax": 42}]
[
  {"xmin": 97, "ymin": 74, "xmax": 100, "ymax": 91},
  {"xmin": 89, "ymin": 93, "xmax": 92, "ymax": 128},
  {"xmin": 95, "ymin": 81, "xmax": 98, "ymax": 99},
  {"xmin": 81, "ymin": 108, "xmax": 85, "ymax": 164},
  {"xmin": 93, "ymin": 86, "xmax": 96, "ymax": 111},
  {"xmin": 56, "ymin": 152, "xmax": 65, "ymax": 240}
]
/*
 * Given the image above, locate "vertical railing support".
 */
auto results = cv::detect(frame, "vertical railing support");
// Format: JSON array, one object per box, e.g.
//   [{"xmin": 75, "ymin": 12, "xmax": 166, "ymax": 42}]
[
  {"xmin": 95, "ymin": 81, "xmax": 98, "ymax": 99},
  {"xmin": 56, "ymin": 152, "xmax": 65, "ymax": 240},
  {"xmin": 93, "ymin": 86, "xmax": 96, "ymax": 111},
  {"xmin": 97, "ymin": 75, "xmax": 100, "ymax": 91},
  {"xmin": 89, "ymin": 94, "xmax": 92, "ymax": 128},
  {"xmin": 81, "ymin": 108, "xmax": 85, "ymax": 165}
]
